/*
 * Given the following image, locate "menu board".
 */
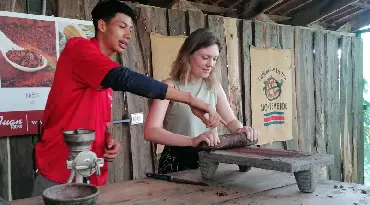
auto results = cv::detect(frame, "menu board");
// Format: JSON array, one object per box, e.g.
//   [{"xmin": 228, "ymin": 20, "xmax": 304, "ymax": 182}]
[{"xmin": 0, "ymin": 11, "xmax": 94, "ymax": 137}]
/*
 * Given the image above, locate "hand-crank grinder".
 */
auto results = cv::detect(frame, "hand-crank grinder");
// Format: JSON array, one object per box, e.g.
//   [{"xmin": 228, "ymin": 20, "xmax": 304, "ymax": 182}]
[{"xmin": 63, "ymin": 129, "xmax": 104, "ymax": 184}]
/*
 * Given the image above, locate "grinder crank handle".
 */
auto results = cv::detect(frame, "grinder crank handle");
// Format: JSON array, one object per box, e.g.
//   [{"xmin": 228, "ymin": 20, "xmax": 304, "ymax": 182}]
[{"xmin": 66, "ymin": 170, "xmax": 76, "ymax": 183}]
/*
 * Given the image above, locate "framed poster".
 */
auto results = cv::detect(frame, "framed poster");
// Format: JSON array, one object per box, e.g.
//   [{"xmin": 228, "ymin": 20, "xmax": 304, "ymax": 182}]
[{"xmin": 0, "ymin": 11, "xmax": 94, "ymax": 137}]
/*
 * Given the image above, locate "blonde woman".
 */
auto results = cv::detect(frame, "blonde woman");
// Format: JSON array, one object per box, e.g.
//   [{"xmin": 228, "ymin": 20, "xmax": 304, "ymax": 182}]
[{"xmin": 144, "ymin": 28, "xmax": 260, "ymax": 174}]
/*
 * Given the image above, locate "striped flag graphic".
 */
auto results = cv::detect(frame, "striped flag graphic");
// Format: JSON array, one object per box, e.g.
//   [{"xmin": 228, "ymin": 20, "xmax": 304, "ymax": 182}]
[{"xmin": 264, "ymin": 111, "xmax": 285, "ymax": 126}]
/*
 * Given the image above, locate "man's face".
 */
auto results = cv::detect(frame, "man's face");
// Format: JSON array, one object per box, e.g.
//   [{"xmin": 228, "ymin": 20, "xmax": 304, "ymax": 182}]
[{"xmin": 98, "ymin": 13, "xmax": 133, "ymax": 54}]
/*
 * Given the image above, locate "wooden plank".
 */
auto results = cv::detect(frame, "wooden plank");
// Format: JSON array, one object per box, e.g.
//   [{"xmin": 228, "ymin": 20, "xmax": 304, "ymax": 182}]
[
  {"xmin": 237, "ymin": 19, "xmax": 243, "ymax": 122},
  {"xmin": 207, "ymin": 15, "xmax": 228, "ymax": 93},
  {"xmin": 109, "ymin": 86, "xmax": 132, "ymax": 183},
  {"xmin": 83, "ymin": 0, "xmax": 99, "ymax": 20},
  {"xmin": 253, "ymin": 21, "xmax": 272, "ymax": 149},
  {"xmin": 207, "ymin": 15, "xmax": 228, "ymax": 135},
  {"xmin": 0, "ymin": 0, "xmax": 13, "ymax": 11},
  {"xmin": 325, "ymin": 33, "xmax": 341, "ymax": 181},
  {"xmin": 313, "ymin": 31, "xmax": 328, "ymax": 179},
  {"xmin": 0, "ymin": 0, "xmax": 26, "ymax": 13},
  {"xmin": 254, "ymin": 21, "xmax": 269, "ymax": 49},
  {"xmin": 134, "ymin": 5, "xmax": 168, "ymax": 176},
  {"xmin": 11, "ymin": 164, "xmax": 298, "ymax": 205},
  {"xmin": 123, "ymin": 22, "xmax": 154, "ymax": 180},
  {"xmin": 10, "ymin": 136, "xmax": 34, "ymax": 200},
  {"xmin": 223, "ymin": 179, "xmax": 370, "ymax": 205},
  {"xmin": 224, "ymin": 17, "xmax": 243, "ymax": 123},
  {"xmin": 187, "ymin": 10, "xmax": 205, "ymax": 33},
  {"xmin": 45, "ymin": 0, "xmax": 57, "ymax": 16},
  {"xmin": 280, "ymin": 25, "xmax": 298, "ymax": 151},
  {"xmin": 241, "ymin": 20, "xmax": 252, "ymax": 127},
  {"xmin": 136, "ymin": 5, "xmax": 167, "ymax": 78},
  {"xmin": 0, "ymin": 138, "xmax": 10, "ymax": 201},
  {"xmin": 28, "ymin": 0, "xmax": 42, "ymax": 14},
  {"xmin": 340, "ymin": 36, "xmax": 353, "ymax": 183},
  {"xmin": 167, "ymin": 9, "xmax": 187, "ymax": 36},
  {"xmin": 179, "ymin": 0, "xmax": 236, "ymax": 14},
  {"xmin": 268, "ymin": 23, "xmax": 281, "ymax": 48},
  {"xmin": 294, "ymin": 28, "xmax": 316, "ymax": 153},
  {"xmin": 57, "ymin": 0, "xmax": 84, "ymax": 19},
  {"xmin": 352, "ymin": 36, "xmax": 364, "ymax": 184}
]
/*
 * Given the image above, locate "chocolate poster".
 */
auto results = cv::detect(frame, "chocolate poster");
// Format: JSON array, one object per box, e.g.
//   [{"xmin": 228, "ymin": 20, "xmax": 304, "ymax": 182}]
[
  {"xmin": 250, "ymin": 46, "xmax": 293, "ymax": 145},
  {"xmin": 0, "ymin": 11, "xmax": 93, "ymax": 137}
]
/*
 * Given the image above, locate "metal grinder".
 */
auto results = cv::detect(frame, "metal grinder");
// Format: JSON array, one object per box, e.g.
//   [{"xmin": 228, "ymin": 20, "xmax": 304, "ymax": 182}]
[{"xmin": 63, "ymin": 129, "xmax": 104, "ymax": 184}]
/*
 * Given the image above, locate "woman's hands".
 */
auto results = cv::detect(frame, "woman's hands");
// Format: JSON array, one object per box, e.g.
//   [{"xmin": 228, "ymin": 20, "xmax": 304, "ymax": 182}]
[
  {"xmin": 190, "ymin": 126, "xmax": 260, "ymax": 148},
  {"xmin": 190, "ymin": 104, "xmax": 226, "ymax": 128},
  {"xmin": 191, "ymin": 131, "xmax": 220, "ymax": 147},
  {"xmin": 235, "ymin": 126, "xmax": 260, "ymax": 141}
]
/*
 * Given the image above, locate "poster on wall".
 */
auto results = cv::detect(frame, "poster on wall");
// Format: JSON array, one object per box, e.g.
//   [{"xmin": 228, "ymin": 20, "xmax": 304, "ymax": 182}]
[
  {"xmin": 250, "ymin": 46, "xmax": 293, "ymax": 145},
  {"xmin": 0, "ymin": 11, "xmax": 94, "ymax": 137}
]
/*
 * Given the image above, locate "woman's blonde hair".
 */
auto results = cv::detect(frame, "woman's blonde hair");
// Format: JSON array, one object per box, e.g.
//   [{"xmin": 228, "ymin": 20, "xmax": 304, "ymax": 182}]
[{"xmin": 169, "ymin": 28, "xmax": 222, "ymax": 89}]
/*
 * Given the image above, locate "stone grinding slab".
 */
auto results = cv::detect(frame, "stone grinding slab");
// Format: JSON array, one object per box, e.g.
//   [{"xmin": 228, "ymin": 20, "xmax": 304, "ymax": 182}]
[{"xmin": 198, "ymin": 146, "xmax": 334, "ymax": 193}]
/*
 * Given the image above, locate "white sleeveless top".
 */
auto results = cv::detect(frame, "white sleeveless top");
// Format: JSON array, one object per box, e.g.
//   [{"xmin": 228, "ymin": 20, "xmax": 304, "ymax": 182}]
[{"xmin": 163, "ymin": 79, "xmax": 218, "ymax": 138}]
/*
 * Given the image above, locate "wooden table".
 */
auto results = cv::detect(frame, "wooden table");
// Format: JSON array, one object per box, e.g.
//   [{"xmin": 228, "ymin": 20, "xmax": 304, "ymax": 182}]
[{"xmin": 10, "ymin": 164, "xmax": 370, "ymax": 205}]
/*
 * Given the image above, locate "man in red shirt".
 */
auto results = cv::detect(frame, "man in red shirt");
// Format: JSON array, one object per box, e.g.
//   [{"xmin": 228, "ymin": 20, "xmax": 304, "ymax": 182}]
[{"xmin": 32, "ymin": 0, "xmax": 225, "ymax": 196}]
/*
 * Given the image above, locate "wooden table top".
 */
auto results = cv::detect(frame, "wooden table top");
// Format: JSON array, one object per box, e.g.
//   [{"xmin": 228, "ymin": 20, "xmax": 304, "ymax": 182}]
[{"xmin": 10, "ymin": 164, "xmax": 370, "ymax": 205}]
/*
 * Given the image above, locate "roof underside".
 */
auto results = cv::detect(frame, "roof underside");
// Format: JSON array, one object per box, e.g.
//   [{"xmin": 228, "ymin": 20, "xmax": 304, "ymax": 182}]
[{"xmin": 172, "ymin": 0, "xmax": 370, "ymax": 32}]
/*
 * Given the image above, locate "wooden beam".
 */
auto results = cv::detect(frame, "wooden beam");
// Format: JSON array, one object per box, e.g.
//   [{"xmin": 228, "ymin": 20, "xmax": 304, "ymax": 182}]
[
  {"xmin": 266, "ymin": 14, "xmax": 292, "ymax": 22},
  {"xmin": 332, "ymin": 9, "xmax": 365, "ymax": 26},
  {"xmin": 238, "ymin": 0, "xmax": 279, "ymax": 19},
  {"xmin": 348, "ymin": 9, "xmax": 370, "ymax": 31},
  {"xmin": 262, "ymin": 0, "xmax": 285, "ymax": 13},
  {"xmin": 171, "ymin": 0, "xmax": 202, "ymax": 11},
  {"xmin": 172, "ymin": 0, "xmax": 236, "ymax": 14},
  {"xmin": 148, "ymin": 0, "xmax": 172, "ymax": 7},
  {"xmin": 283, "ymin": 0, "xmax": 359, "ymax": 26},
  {"xmin": 336, "ymin": 22, "xmax": 352, "ymax": 32},
  {"xmin": 352, "ymin": 1, "xmax": 370, "ymax": 9},
  {"xmin": 229, "ymin": 0, "xmax": 244, "ymax": 8}
]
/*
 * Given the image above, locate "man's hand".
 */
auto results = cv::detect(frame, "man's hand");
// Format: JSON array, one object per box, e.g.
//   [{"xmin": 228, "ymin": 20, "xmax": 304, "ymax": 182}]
[
  {"xmin": 190, "ymin": 105, "xmax": 226, "ymax": 128},
  {"xmin": 104, "ymin": 131, "xmax": 120, "ymax": 162}
]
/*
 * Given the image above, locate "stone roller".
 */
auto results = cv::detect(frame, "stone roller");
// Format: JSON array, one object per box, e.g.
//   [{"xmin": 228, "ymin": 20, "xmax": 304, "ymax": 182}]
[
  {"xmin": 197, "ymin": 132, "xmax": 258, "ymax": 151},
  {"xmin": 197, "ymin": 132, "xmax": 258, "ymax": 173}
]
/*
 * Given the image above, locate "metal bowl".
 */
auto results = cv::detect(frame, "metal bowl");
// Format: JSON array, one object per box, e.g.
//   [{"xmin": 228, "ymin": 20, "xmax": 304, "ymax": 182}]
[{"xmin": 42, "ymin": 183, "xmax": 99, "ymax": 205}]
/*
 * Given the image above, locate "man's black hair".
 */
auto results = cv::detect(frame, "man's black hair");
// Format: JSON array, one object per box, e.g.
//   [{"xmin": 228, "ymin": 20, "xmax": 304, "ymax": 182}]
[{"xmin": 91, "ymin": 0, "xmax": 137, "ymax": 36}]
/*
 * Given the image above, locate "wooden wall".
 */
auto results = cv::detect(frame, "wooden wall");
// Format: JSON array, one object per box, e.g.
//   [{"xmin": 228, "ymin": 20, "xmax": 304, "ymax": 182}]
[{"xmin": 0, "ymin": 0, "xmax": 364, "ymax": 201}]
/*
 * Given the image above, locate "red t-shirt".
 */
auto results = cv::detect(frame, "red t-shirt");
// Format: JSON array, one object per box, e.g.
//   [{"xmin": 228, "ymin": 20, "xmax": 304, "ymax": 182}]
[{"xmin": 35, "ymin": 37, "xmax": 119, "ymax": 186}]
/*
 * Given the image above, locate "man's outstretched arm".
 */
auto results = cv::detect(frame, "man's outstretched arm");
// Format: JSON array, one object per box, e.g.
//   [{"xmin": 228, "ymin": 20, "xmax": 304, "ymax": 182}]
[{"xmin": 100, "ymin": 66, "xmax": 226, "ymax": 128}]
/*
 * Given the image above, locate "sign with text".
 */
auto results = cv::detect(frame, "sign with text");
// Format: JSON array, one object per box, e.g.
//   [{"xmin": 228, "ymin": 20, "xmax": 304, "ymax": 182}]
[
  {"xmin": 250, "ymin": 46, "xmax": 293, "ymax": 145},
  {"xmin": 0, "ymin": 11, "xmax": 94, "ymax": 136}
]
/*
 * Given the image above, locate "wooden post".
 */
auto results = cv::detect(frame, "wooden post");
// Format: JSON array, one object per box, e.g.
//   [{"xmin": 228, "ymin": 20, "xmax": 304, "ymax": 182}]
[
  {"xmin": 325, "ymin": 33, "xmax": 341, "ymax": 181},
  {"xmin": 241, "ymin": 20, "xmax": 253, "ymax": 127},
  {"xmin": 313, "ymin": 31, "xmax": 328, "ymax": 179},
  {"xmin": 135, "ymin": 5, "xmax": 168, "ymax": 176},
  {"xmin": 0, "ymin": 138, "xmax": 10, "ymax": 201}
]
